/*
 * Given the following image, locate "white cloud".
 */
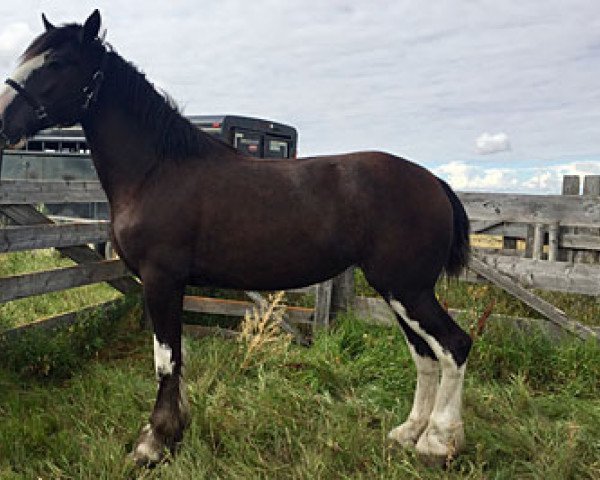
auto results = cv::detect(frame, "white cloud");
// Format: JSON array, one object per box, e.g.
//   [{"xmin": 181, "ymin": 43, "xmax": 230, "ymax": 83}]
[
  {"xmin": 522, "ymin": 171, "xmax": 554, "ymax": 190},
  {"xmin": 522, "ymin": 161, "xmax": 600, "ymax": 192},
  {"xmin": 434, "ymin": 161, "xmax": 518, "ymax": 191},
  {"xmin": 475, "ymin": 132, "xmax": 511, "ymax": 155},
  {"xmin": 436, "ymin": 159, "xmax": 600, "ymax": 194}
]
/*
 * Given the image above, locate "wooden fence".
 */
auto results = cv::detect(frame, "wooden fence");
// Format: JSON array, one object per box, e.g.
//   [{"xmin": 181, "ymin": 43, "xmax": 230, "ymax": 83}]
[
  {"xmin": 0, "ymin": 177, "xmax": 599, "ymax": 342},
  {"xmin": 0, "ymin": 179, "xmax": 336, "ymax": 344}
]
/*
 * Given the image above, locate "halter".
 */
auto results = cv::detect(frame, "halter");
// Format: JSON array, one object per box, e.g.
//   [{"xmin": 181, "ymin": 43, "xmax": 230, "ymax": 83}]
[{"xmin": 3, "ymin": 47, "xmax": 108, "ymax": 127}]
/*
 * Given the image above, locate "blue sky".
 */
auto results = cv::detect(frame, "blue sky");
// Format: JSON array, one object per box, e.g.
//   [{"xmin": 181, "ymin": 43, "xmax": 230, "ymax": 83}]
[{"xmin": 1, "ymin": 1, "xmax": 599, "ymax": 193}]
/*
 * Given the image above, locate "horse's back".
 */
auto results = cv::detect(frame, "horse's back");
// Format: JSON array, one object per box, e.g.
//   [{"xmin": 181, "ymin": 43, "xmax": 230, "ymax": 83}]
[{"xmin": 117, "ymin": 150, "xmax": 453, "ymax": 290}]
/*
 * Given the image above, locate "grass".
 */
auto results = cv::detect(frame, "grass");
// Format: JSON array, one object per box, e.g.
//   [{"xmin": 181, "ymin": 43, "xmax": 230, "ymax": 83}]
[
  {"xmin": 0, "ymin": 250, "xmax": 120, "ymax": 331},
  {"xmin": 0, "ymin": 251, "xmax": 599, "ymax": 478},
  {"xmin": 0, "ymin": 303, "xmax": 598, "ymax": 479}
]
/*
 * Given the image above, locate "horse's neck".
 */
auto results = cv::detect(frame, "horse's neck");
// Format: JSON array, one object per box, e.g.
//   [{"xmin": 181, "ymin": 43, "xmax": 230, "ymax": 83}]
[{"xmin": 82, "ymin": 105, "xmax": 159, "ymax": 206}]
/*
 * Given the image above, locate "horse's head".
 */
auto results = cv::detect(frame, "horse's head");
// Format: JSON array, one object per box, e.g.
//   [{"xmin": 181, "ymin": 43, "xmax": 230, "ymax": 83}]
[{"xmin": 0, "ymin": 10, "xmax": 106, "ymax": 148}]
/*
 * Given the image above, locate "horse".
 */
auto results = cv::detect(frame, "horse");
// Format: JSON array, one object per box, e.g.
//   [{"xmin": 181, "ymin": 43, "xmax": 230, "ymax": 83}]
[{"xmin": 0, "ymin": 10, "xmax": 472, "ymax": 467}]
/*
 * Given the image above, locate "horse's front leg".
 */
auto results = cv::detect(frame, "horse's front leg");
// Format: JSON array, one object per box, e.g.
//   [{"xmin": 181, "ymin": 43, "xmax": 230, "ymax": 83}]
[{"xmin": 131, "ymin": 272, "xmax": 190, "ymax": 466}]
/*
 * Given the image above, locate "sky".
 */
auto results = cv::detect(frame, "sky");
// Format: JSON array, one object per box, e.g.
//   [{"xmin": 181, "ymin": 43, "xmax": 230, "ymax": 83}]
[{"xmin": 1, "ymin": 1, "xmax": 599, "ymax": 193}]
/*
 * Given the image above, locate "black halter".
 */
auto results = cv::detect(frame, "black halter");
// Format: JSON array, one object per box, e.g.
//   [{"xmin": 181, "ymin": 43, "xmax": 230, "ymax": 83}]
[{"xmin": 3, "ymin": 48, "xmax": 108, "ymax": 126}]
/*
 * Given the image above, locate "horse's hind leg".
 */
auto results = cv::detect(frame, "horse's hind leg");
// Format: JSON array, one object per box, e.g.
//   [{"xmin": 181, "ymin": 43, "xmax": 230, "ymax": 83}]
[
  {"xmin": 388, "ymin": 289, "xmax": 472, "ymax": 465},
  {"xmin": 386, "ymin": 313, "xmax": 440, "ymax": 447},
  {"xmin": 131, "ymin": 271, "xmax": 190, "ymax": 466}
]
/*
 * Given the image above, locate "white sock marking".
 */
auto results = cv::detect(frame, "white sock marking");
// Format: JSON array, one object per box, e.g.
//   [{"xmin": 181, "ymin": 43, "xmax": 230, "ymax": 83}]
[
  {"xmin": 406, "ymin": 343, "xmax": 439, "ymax": 426},
  {"xmin": 389, "ymin": 299, "xmax": 465, "ymax": 440},
  {"xmin": 153, "ymin": 335, "xmax": 175, "ymax": 378}
]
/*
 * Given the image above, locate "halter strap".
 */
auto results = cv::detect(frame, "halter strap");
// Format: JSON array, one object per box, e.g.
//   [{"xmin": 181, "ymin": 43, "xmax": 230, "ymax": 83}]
[
  {"xmin": 4, "ymin": 78, "xmax": 49, "ymax": 120},
  {"xmin": 3, "ymin": 47, "xmax": 108, "ymax": 126}
]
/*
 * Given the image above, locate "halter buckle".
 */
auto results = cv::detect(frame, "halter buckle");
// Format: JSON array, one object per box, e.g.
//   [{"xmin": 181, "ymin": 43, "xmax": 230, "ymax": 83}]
[{"xmin": 82, "ymin": 70, "xmax": 105, "ymax": 110}]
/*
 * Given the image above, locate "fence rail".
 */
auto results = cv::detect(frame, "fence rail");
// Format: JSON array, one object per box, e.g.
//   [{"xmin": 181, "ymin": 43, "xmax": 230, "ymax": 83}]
[
  {"xmin": 0, "ymin": 222, "xmax": 109, "ymax": 253},
  {"xmin": 458, "ymin": 192, "xmax": 600, "ymax": 227},
  {"xmin": 1, "ymin": 177, "xmax": 599, "ymax": 341}
]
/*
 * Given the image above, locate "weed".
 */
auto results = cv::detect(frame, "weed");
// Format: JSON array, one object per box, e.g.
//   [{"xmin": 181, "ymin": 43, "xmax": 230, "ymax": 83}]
[{"xmin": 238, "ymin": 291, "xmax": 292, "ymax": 370}]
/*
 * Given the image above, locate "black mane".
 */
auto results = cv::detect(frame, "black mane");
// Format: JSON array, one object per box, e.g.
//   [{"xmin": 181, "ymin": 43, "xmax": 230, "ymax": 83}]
[
  {"xmin": 24, "ymin": 23, "xmax": 233, "ymax": 161},
  {"xmin": 102, "ymin": 49, "xmax": 232, "ymax": 160}
]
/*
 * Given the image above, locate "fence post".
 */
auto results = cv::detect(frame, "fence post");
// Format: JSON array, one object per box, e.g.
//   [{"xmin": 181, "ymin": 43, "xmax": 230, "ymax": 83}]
[
  {"xmin": 579, "ymin": 176, "xmax": 600, "ymax": 263},
  {"xmin": 532, "ymin": 223, "xmax": 545, "ymax": 260},
  {"xmin": 313, "ymin": 280, "xmax": 333, "ymax": 331},
  {"xmin": 525, "ymin": 224, "xmax": 534, "ymax": 258},
  {"xmin": 561, "ymin": 176, "xmax": 580, "ymax": 262},
  {"xmin": 548, "ymin": 222, "xmax": 559, "ymax": 262},
  {"xmin": 330, "ymin": 267, "xmax": 355, "ymax": 319}
]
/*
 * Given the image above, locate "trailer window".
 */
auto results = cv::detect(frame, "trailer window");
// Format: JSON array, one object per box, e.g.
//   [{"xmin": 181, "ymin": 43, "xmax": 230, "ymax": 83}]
[
  {"xmin": 266, "ymin": 139, "xmax": 289, "ymax": 158},
  {"xmin": 234, "ymin": 130, "xmax": 262, "ymax": 157}
]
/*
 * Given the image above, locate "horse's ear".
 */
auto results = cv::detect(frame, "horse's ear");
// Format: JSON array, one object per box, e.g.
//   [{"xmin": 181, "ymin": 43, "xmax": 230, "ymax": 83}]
[
  {"xmin": 42, "ymin": 13, "xmax": 55, "ymax": 31},
  {"xmin": 80, "ymin": 9, "xmax": 101, "ymax": 44}
]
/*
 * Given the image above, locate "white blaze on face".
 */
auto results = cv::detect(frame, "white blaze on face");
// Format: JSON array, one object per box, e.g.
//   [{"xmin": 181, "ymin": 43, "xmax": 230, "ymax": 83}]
[
  {"xmin": 0, "ymin": 50, "xmax": 50, "ymax": 116},
  {"xmin": 153, "ymin": 334, "xmax": 175, "ymax": 378}
]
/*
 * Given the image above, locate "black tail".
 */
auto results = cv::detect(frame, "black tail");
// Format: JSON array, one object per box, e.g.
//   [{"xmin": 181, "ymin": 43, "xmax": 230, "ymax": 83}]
[{"xmin": 438, "ymin": 178, "xmax": 470, "ymax": 277}]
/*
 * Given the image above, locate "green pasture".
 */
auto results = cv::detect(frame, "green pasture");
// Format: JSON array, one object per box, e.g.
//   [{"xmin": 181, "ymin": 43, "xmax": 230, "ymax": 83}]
[{"xmin": 0, "ymin": 250, "xmax": 598, "ymax": 479}]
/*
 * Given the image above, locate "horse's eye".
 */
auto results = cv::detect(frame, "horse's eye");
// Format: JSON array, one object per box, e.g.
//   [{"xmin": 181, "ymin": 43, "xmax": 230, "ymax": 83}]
[
  {"xmin": 47, "ymin": 59, "xmax": 63, "ymax": 69},
  {"xmin": 47, "ymin": 58, "xmax": 70, "ymax": 69}
]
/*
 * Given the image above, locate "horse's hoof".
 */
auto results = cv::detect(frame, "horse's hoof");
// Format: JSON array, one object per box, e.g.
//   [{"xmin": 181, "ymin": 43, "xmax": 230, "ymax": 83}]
[
  {"xmin": 387, "ymin": 420, "xmax": 427, "ymax": 448},
  {"xmin": 415, "ymin": 422, "xmax": 464, "ymax": 467},
  {"xmin": 130, "ymin": 424, "xmax": 165, "ymax": 467}
]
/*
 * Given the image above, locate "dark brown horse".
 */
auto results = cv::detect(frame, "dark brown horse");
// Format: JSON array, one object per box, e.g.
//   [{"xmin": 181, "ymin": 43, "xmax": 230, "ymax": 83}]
[{"xmin": 0, "ymin": 11, "xmax": 472, "ymax": 466}]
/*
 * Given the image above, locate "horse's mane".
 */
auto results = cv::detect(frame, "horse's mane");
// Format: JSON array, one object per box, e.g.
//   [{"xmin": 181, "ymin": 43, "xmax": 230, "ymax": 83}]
[
  {"xmin": 101, "ymin": 49, "xmax": 235, "ymax": 160},
  {"xmin": 23, "ymin": 24, "xmax": 234, "ymax": 161}
]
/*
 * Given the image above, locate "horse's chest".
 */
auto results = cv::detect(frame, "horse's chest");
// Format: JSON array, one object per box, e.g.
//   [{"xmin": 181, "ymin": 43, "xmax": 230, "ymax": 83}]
[{"xmin": 110, "ymin": 213, "xmax": 146, "ymax": 267}]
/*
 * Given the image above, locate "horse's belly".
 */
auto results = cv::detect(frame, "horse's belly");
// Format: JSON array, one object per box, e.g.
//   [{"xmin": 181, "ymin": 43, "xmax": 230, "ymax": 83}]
[{"xmin": 189, "ymin": 246, "xmax": 351, "ymax": 291}]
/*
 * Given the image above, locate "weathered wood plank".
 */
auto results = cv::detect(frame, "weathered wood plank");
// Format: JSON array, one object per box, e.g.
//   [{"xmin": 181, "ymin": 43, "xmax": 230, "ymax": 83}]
[
  {"xmin": 0, "ymin": 180, "xmax": 107, "ymax": 204},
  {"xmin": 583, "ymin": 176, "xmax": 600, "ymax": 196},
  {"xmin": 352, "ymin": 296, "xmax": 600, "ymax": 340},
  {"xmin": 458, "ymin": 192, "xmax": 600, "ymax": 228},
  {"xmin": 577, "ymin": 176, "xmax": 600, "ymax": 263},
  {"xmin": 470, "ymin": 220, "xmax": 504, "ymax": 233},
  {"xmin": 331, "ymin": 267, "xmax": 356, "ymax": 317},
  {"xmin": 532, "ymin": 223, "xmax": 544, "ymax": 260},
  {"xmin": 548, "ymin": 223, "xmax": 559, "ymax": 262},
  {"xmin": 469, "ymin": 255, "xmax": 599, "ymax": 342},
  {"xmin": 183, "ymin": 295, "xmax": 313, "ymax": 324},
  {"xmin": 0, "ymin": 222, "xmax": 109, "ymax": 252},
  {"xmin": 560, "ymin": 233, "xmax": 600, "ymax": 251},
  {"xmin": 0, "ymin": 299, "xmax": 121, "ymax": 338},
  {"xmin": 561, "ymin": 176, "xmax": 580, "ymax": 262},
  {"xmin": 313, "ymin": 280, "xmax": 333, "ymax": 330},
  {"xmin": 0, "ymin": 205, "xmax": 139, "ymax": 294},
  {"xmin": 476, "ymin": 253, "xmax": 600, "ymax": 296},
  {"xmin": 562, "ymin": 176, "xmax": 580, "ymax": 196},
  {"xmin": 0, "ymin": 260, "xmax": 130, "ymax": 303}
]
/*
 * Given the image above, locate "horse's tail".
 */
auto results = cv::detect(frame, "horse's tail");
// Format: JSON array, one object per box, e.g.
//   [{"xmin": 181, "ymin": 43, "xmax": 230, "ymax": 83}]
[{"xmin": 438, "ymin": 178, "xmax": 470, "ymax": 277}]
